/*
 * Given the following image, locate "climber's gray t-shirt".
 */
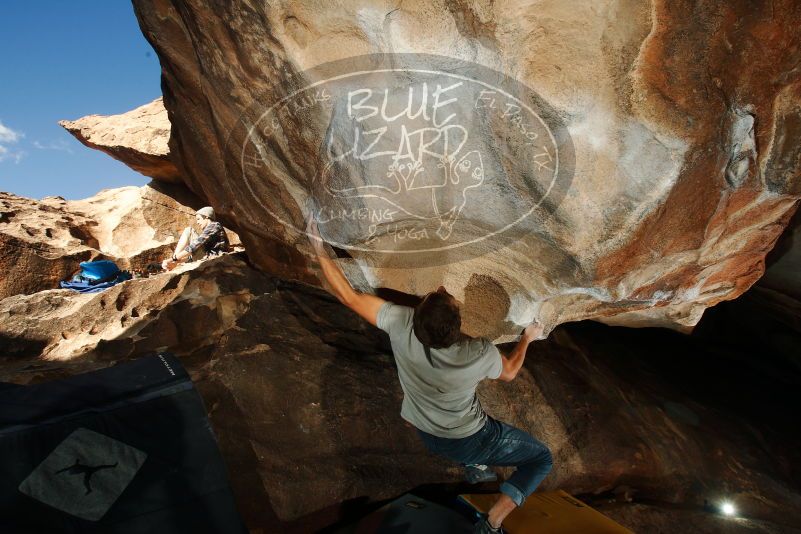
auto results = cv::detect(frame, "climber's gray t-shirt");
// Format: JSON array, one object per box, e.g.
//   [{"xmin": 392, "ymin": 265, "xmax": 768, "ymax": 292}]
[{"xmin": 377, "ymin": 302, "xmax": 503, "ymax": 439}]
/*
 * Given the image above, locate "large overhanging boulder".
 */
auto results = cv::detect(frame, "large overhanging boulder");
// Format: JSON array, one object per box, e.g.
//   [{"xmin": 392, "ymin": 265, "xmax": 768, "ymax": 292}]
[
  {"xmin": 59, "ymin": 98, "xmax": 182, "ymax": 184},
  {"xmin": 126, "ymin": 0, "xmax": 801, "ymax": 337}
]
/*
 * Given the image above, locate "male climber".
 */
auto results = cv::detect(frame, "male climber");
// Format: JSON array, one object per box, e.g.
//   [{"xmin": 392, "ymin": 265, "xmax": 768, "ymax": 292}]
[
  {"xmin": 306, "ymin": 216, "xmax": 552, "ymax": 534},
  {"xmin": 162, "ymin": 206, "xmax": 229, "ymax": 271}
]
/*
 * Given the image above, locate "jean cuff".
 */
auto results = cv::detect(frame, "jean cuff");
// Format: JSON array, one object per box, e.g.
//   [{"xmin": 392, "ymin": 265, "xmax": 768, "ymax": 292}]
[{"xmin": 499, "ymin": 481, "xmax": 525, "ymax": 507}]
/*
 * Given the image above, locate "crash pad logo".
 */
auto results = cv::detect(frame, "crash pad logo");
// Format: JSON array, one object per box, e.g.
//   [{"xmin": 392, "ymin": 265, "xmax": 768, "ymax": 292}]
[
  {"xmin": 240, "ymin": 54, "xmax": 574, "ymax": 262},
  {"xmin": 18, "ymin": 428, "xmax": 147, "ymax": 521},
  {"xmin": 55, "ymin": 457, "xmax": 119, "ymax": 495}
]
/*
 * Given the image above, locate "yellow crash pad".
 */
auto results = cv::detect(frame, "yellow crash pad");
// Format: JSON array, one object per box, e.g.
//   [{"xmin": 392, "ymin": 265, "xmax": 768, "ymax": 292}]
[{"xmin": 460, "ymin": 490, "xmax": 633, "ymax": 534}]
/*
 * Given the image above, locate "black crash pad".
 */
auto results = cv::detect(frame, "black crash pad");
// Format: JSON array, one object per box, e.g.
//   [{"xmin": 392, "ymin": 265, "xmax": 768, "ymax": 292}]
[{"xmin": 0, "ymin": 354, "xmax": 246, "ymax": 534}]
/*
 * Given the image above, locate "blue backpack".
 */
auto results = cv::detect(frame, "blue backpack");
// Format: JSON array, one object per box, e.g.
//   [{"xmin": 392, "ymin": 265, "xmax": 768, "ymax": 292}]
[
  {"xmin": 77, "ymin": 260, "xmax": 120, "ymax": 281},
  {"xmin": 60, "ymin": 260, "xmax": 132, "ymax": 293}
]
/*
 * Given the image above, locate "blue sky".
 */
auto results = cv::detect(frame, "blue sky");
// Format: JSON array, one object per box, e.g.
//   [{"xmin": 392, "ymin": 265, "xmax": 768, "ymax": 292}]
[{"xmin": 0, "ymin": 1, "xmax": 160, "ymax": 199}]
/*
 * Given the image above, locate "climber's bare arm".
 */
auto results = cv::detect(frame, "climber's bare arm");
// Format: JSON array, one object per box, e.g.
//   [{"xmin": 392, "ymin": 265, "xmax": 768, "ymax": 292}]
[
  {"xmin": 307, "ymin": 217, "xmax": 386, "ymax": 327},
  {"xmin": 497, "ymin": 322, "xmax": 544, "ymax": 382}
]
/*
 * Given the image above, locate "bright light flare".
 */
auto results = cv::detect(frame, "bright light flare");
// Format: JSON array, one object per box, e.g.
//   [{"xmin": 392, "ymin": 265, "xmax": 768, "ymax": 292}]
[{"xmin": 721, "ymin": 502, "xmax": 736, "ymax": 516}]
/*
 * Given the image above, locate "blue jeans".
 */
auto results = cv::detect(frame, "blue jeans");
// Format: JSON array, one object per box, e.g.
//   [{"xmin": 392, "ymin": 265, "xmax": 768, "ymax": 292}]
[{"xmin": 417, "ymin": 417, "xmax": 553, "ymax": 506}]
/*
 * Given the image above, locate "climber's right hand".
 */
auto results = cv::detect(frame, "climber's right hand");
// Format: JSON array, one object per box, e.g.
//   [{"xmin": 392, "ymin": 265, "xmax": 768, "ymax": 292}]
[{"xmin": 522, "ymin": 321, "xmax": 545, "ymax": 342}]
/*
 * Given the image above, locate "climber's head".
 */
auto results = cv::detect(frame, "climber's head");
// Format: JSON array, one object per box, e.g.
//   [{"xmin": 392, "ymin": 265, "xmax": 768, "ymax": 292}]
[
  {"xmin": 195, "ymin": 206, "xmax": 215, "ymax": 228},
  {"xmin": 413, "ymin": 286, "xmax": 461, "ymax": 349}
]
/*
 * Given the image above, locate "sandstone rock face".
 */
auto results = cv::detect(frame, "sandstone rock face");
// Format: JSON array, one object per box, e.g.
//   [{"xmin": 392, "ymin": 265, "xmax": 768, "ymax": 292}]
[
  {"xmin": 59, "ymin": 98, "xmax": 181, "ymax": 184},
  {"xmin": 0, "ymin": 182, "xmax": 239, "ymax": 300},
  {"xmin": 0, "ymin": 193, "xmax": 96, "ymax": 301},
  {"xmin": 1, "ymin": 253, "xmax": 799, "ymax": 531},
  {"xmin": 65, "ymin": 181, "xmax": 241, "ymax": 265},
  {"xmin": 130, "ymin": 0, "xmax": 801, "ymax": 337}
]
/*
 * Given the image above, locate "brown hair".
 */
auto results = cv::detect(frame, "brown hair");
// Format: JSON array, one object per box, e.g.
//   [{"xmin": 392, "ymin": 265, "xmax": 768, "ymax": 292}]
[{"xmin": 413, "ymin": 292, "xmax": 461, "ymax": 349}]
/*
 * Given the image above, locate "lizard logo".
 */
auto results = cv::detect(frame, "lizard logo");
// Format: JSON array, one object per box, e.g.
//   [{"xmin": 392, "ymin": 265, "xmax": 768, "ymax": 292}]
[
  {"xmin": 239, "ymin": 54, "xmax": 574, "ymax": 265},
  {"xmin": 317, "ymin": 91, "xmax": 486, "ymax": 241},
  {"xmin": 55, "ymin": 458, "xmax": 120, "ymax": 495}
]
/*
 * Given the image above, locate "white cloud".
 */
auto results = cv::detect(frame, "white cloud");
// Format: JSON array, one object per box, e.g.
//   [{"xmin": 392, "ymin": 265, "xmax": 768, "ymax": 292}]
[
  {"xmin": 33, "ymin": 139, "xmax": 73, "ymax": 154},
  {"xmin": 0, "ymin": 121, "xmax": 21, "ymax": 143},
  {"xmin": 0, "ymin": 120, "xmax": 25, "ymax": 163}
]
